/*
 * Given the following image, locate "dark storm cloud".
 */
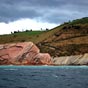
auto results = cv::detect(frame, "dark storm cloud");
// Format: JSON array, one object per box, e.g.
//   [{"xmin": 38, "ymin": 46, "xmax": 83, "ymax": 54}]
[{"xmin": 0, "ymin": 0, "xmax": 88, "ymax": 23}]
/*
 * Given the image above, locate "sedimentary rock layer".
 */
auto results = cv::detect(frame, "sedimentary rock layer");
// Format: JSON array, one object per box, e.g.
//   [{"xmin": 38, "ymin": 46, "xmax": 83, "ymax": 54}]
[
  {"xmin": 53, "ymin": 53, "xmax": 88, "ymax": 65},
  {"xmin": 0, "ymin": 42, "xmax": 52, "ymax": 65}
]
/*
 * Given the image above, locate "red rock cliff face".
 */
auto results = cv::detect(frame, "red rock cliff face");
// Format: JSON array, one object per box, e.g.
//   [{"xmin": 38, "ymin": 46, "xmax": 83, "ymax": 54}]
[{"xmin": 0, "ymin": 42, "xmax": 52, "ymax": 65}]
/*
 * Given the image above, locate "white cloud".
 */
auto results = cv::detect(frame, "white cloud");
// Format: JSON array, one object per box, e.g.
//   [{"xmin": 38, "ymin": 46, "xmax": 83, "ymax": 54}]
[{"xmin": 0, "ymin": 18, "xmax": 58, "ymax": 35}]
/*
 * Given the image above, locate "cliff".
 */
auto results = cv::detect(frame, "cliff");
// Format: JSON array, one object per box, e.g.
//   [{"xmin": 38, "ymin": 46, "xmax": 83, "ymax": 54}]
[
  {"xmin": 0, "ymin": 42, "xmax": 88, "ymax": 65},
  {"xmin": 0, "ymin": 17, "xmax": 88, "ymax": 65},
  {"xmin": 0, "ymin": 17, "xmax": 88, "ymax": 57},
  {"xmin": 38, "ymin": 23, "xmax": 88, "ymax": 57},
  {"xmin": 0, "ymin": 42, "xmax": 52, "ymax": 65},
  {"xmin": 52, "ymin": 53, "xmax": 88, "ymax": 65}
]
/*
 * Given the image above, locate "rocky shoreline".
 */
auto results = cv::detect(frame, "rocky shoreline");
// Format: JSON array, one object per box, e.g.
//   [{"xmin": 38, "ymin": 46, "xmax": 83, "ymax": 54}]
[
  {"xmin": 0, "ymin": 42, "xmax": 52, "ymax": 65},
  {"xmin": 0, "ymin": 42, "xmax": 88, "ymax": 65},
  {"xmin": 52, "ymin": 53, "xmax": 88, "ymax": 65}
]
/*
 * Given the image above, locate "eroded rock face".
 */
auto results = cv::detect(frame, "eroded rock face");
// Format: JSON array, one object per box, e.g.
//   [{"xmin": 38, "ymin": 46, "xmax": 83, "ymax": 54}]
[
  {"xmin": 53, "ymin": 53, "xmax": 88, "ymax": 65},
  {"xmin": 30, "ymin": 53, "xmax": 52, "ymax": 65},
  {"xmin": 0, "ymin": 42, "xmax": 52, "ymax": 65}
]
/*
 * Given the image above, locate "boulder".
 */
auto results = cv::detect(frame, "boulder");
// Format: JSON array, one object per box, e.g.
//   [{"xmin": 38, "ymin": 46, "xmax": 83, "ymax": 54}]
[
  {"xmin": 0, "ymin": 42, "xmax": 52, "ymax": 65},
  {"xmin": 30, "ymin": 53, "xmax": 52, "ymax": 65}
]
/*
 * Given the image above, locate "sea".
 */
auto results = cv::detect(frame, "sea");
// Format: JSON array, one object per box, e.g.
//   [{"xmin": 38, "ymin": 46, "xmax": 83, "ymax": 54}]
[{"xmin": 0, "ymin": 66, "xmax": 88, "ymax": 88}]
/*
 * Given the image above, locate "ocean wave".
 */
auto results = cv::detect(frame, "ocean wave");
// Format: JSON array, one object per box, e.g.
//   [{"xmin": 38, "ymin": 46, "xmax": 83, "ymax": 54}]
[{"xmin": 4, "ymin": 68, "xmax": 18, "ymax": 71}]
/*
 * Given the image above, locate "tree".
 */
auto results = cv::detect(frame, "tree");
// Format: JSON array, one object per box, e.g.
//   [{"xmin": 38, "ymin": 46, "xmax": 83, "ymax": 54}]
[
  {"xmin": 13, "ymin": 30, "xmax": 20, "ymax": 33},
  {"xmin": 41, "ymin": 28, "xmax": 43, "ymax": 31},
  {"xmin": 30, "ymin": 29, "xmax": 32, "ymax": 31},
  {"xmin": 46, "ymin": 28, "xmax": 49, "ymax": 31},
  {"xmin": 25, "ymin": 30, "xmax": 29, "ymax": 32},
  {"xmin": 11, "ymin": 32, "xmax": 13, "ymax": 34}
]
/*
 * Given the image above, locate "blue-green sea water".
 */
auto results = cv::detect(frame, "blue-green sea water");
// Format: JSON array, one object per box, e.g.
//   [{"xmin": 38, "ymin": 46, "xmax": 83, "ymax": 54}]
[{"xmin": 0, "ymin": 66, "xmax": 88, "ymax": 88}]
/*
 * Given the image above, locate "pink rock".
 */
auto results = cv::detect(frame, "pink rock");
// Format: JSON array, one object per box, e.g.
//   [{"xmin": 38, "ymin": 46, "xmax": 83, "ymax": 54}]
[
  {"xmin": 30, "ymin": 53, "xmax": 52, "ymax": 65},
  {"xmin": 0, "ymin": 42, "xmax": 52, "ymax": 65}
]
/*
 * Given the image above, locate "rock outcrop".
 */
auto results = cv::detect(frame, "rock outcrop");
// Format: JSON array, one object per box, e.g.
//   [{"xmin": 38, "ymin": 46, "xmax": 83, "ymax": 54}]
[
  {"xmin": 1, "ymin": 42, "xmax": 88, "ymax": 66},
  {"xmin": 0, "ymin": 42, "xmax": 52, "ymax": 65},
  {"xmin": 52, "ymin": 53, "xmax": 88, "ymax": 65}
]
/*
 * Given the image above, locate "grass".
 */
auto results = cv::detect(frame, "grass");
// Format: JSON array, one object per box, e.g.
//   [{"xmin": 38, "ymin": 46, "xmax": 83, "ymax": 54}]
[
  {"xmin": 0, "ymin": 31, "xmax": 45, "ymax": 44},
  {"xmin": 12, "ymin": 31, "xmax": 44, "ymax": 36},
  {"xmin": 0, "ymin": 17, "xmax": 88, "ymax": 45},
  {"xmin": 68, "ymin": 17, "xmax": 88, "ymax": 25}
]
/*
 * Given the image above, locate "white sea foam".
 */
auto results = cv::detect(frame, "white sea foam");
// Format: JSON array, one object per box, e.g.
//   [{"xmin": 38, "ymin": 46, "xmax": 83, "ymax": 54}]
[
  {"xmin": 52, "ymin": 74, "xmax": 58, "ymax": 78},
  {"xmin": 4, "ymin": 69, "xmax": 18, "ymax": 71}
]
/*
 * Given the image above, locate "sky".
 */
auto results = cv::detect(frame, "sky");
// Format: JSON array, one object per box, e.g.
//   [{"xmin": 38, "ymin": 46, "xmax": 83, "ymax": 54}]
[{"xmin": 0, "ymin": 0, "xmax": 88, "ymax": 34}]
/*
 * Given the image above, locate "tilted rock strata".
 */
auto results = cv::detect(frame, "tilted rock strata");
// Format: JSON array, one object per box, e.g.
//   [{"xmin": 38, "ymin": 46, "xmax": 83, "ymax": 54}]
[
  {"xmin": 0, "ymin": 42, "xmax": 52, "ymax": 65},
  {"xmin": 0, "ymin": 42, "xmax": 88, "ymax": 65},
  {"xmin": 53, "ymin": 53, "xmax": 88, "ymax": 65}
]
